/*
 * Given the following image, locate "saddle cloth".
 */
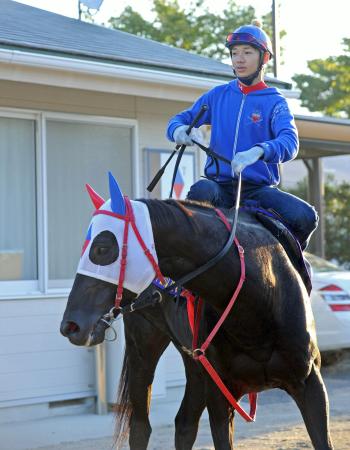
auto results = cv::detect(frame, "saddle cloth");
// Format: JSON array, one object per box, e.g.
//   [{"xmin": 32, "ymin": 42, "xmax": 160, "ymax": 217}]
[{"xmin": 244, "ymin": 206, "xmax": 312, "ymax": 295}]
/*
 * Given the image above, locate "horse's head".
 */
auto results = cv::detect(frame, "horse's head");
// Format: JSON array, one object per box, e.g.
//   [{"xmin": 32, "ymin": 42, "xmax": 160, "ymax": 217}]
[{"xmin": 60, "ymin": 173, "xmax": 159, "ymax": 346}]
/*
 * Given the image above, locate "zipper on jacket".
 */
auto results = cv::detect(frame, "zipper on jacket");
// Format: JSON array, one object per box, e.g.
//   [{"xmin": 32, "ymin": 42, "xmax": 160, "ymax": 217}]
[{"xmin": 232, "ymin": 94, "xmax": 246, "ymax": 157}]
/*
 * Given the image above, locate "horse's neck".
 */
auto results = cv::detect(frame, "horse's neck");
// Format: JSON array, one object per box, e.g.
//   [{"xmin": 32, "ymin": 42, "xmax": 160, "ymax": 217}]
[
  {"xmin": 146, "ymin": 200, "xmax": 310, "ymax": 353},
  {"xmin": 149, "ymin": 200, "xmax": 219, "ymax": 262},
  {"xmin": 147, "ymin": 200, "xmax": 242, "ymax": 304}
]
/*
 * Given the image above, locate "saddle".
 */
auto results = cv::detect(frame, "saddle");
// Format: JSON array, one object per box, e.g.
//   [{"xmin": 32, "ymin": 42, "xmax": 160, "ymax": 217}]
[{"xmin": 242, "ymin": 204, "xmax": 312, "ymax": 295}]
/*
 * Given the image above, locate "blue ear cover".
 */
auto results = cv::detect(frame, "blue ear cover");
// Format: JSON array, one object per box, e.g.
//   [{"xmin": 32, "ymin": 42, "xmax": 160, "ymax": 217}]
[{"xmin": 108, "ymin": 172, "xmax": 126, "ymax": 215}]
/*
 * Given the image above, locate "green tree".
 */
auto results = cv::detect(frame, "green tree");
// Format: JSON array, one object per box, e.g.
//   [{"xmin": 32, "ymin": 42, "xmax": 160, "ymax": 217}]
[
  {"xmin": 324, "ymin": 175, "xmax": 350, "ymax": 267},
  {"xmin": 78, "ymin": 3, "xmax": 96, "ymax": 23},
  {"xmin": 284, "ymin": 175, "xmax": 350, "ymax": 267},
  {"xmin": 293, "ymin": 38, "xmax": 350, "ymax": 118},
  {"xmin": 108, "ymin": 0, "xmax": 280, "ymax": 62}
]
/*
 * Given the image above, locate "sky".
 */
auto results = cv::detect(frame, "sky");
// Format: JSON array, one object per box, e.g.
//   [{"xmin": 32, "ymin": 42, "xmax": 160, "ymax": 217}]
[{"xmin": 15, "ymin": 0, "xmax": 349, "ymax": 84}]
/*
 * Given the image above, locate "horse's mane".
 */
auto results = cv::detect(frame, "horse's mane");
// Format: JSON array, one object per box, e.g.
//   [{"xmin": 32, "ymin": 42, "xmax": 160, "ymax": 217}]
[
  {"xmin": 139, "ymin": 198, "xmax": 215, "ymax": 235},
  {"xmin": 139, "ymin": 197, "xmax": 259, "ymax": 231}
]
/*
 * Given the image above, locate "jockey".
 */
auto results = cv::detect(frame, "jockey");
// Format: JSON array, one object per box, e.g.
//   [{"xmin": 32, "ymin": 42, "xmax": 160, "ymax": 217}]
[{"xmin": 166, "ymin": 20, "xmax": 318, "ymax": 251}]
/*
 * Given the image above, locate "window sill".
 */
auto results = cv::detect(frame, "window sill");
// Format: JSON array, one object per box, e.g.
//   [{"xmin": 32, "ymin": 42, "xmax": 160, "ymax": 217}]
[{"xmin": 0, "ymin": 289, "xmax": 71, "ymax": 301}]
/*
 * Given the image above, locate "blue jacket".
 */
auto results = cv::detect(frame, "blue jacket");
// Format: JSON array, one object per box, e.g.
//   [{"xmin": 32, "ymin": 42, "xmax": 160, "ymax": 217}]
[{"xmin": 166, "ymin": 80, "xmax": 299, "ymax": 185}]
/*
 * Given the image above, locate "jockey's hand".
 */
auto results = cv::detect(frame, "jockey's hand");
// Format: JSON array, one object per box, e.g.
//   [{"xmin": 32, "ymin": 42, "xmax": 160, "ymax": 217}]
[
  {"xmin": 231, "ymin": 146, "xmax": 264, "ymax": 175},
  {"xmin": 173, "ymin": 125, "xmax": 203, "ymax": 147}
]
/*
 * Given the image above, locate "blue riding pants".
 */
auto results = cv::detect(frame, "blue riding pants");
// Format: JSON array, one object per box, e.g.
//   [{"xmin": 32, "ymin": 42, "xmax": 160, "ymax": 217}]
[{"xmin": 187, "ymin": 178, "xmax": 319, "ymax": 250}]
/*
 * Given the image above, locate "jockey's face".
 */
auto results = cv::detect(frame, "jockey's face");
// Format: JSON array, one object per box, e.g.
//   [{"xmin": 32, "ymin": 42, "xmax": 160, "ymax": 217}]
[{"xmin": 231, "ymin": 44, "xmax": 261, "ymax": 78}]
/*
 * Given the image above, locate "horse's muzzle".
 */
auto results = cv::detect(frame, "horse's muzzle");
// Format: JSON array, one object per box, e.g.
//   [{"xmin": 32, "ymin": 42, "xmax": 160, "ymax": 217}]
[{"xmin": 60, "ymin": 316, "xmax": 107, "ymax": 346}]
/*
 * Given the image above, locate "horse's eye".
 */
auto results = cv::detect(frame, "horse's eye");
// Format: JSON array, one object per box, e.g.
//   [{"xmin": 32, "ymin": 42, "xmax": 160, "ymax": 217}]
[
  {"xmin": 96, "ymin": 246, "xmax": 109, "ymax": 256},
  {"xmin": 89, "ymin": 231, "xmax": 119, "ymax": 265}
]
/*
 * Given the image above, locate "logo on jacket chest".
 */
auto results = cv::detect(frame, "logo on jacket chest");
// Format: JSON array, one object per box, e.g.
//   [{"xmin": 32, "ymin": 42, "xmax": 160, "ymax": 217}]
[{"xmin": 248, "ymin": 110, "xmax": 263, "ymax": 125}]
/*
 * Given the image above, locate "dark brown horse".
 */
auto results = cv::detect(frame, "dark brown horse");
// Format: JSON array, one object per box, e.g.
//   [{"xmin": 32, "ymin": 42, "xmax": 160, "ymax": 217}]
[
  {"xmin": 114, "ymin": 288, "xmax": 235, "ymax": 450},
  {"xmin": 61, "ymin": 174, "xmax": 333, "ymax": 449},
  {"xmin": 61, "ymin": 178, "xmax": 235, "ymax": 449}
]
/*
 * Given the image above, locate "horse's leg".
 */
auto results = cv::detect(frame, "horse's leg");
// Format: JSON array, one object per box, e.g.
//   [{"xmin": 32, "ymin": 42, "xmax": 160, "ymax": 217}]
[
  {"xmin": 124, "ymin": 314, "xmax": 170, "ymax": 450},
  {"xmin": 174, "ymin": 355, "xmax": 207, "ymax": 450},
  {"xmin": 206, "ymin": 380, "xmax": 234, "ymax": 450},
  {"xmin": 287, "ymin": 362, "xmax": 333, "ymax": 450}
]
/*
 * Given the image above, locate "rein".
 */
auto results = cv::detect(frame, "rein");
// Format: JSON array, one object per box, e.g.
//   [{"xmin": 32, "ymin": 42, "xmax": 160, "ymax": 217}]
[
  {"xmin": 163, "ymin": 173, "xmax": 241, "ymax": 293},
  {"xmin": 101, "ymin": 178, "xmax": 241, "ymax": 320},
  {"xmin": 147, "ymin": 105, "xmax": 208, "ymax": 194},
  {"xmin": 100, "ymin": 169, "xmax": 242, "ymax": 318},
  {"xmin": 97, "ymin": 170, "xmax": 241, "ymax": 318},
  {"xmin": 147, "ymin": 103, "xmax": 232, "ymax": 197},
  {"xmin": 118, "ymin": 172, "xmax": 242, "ymax": 318},
  {"xmin": 191, "ymin": 209, "xmax": 257, "ymax": 422}
]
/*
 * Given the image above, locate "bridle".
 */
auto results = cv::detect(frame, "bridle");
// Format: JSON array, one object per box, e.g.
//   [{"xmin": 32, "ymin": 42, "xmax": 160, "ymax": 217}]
[
  {"xmin": 94, "ymin": 195, "xmax": 166, "ymax": 332},
  {"xmin": 98, "ymin": 171, "xmax": 242, "ymax": 320}
]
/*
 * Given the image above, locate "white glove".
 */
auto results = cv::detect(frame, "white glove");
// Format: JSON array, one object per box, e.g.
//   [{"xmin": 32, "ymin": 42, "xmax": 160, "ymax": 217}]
[
  {"xmin": 231, "ymin": 146, "xmax": 264, "ymax": 175},
  {"xmin": 173, "ymin": 125, "xmax": 204, "ymax": 147}
]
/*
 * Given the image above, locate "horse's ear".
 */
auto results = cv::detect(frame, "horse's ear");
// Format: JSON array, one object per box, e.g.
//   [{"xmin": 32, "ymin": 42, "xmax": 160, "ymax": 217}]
[
  {"xmin": 86, "ymin": 184, "xmax": 105, "ymax": 209},
  {"xmin": 108, "ymin": 172, "xmax": 125, "ymax": 215}
]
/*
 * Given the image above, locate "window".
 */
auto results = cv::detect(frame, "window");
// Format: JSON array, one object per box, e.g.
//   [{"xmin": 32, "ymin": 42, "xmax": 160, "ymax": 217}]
[
  {"xmin": 46, "ymin": 119, "xmax": 133, "ymax": 286},
  {"xmin": 0, "ymin": 116, "xmax": 37, "ymax": 282},
  {"xmin": 0, "ymin": 110, "xmax": 136, "ymax": 296}
]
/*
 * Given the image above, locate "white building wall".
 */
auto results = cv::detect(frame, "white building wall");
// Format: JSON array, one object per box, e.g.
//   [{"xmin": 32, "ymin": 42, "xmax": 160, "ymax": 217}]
[
  {"xmin": 0, "ymin": 297, "xmax": 95, "ymax": 421},
  {"xmin": 0, "ymin": 80, "xmax": 193, "ymax": 417}
]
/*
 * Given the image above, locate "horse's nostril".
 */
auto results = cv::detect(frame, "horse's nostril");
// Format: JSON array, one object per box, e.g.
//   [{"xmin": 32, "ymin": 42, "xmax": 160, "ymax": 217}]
[
  {"xmin": 61, "ymin": 321, "xmax": 80, "ymax": 337},
  {"xmin": 68, "ymin": 322, "xmax": 79, "ymax": 333}
]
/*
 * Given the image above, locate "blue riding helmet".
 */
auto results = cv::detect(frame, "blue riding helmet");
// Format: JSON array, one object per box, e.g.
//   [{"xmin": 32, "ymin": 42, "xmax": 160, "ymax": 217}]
[{"xmin": 226, "ymin": 24, "xmax": 273, "ymax": 59}]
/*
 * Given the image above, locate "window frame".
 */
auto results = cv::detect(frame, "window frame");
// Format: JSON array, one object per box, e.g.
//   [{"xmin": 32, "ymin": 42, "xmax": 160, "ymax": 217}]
[{"xmin": 0, "ymin": 107, "xmax": 139, "ymax": 299}]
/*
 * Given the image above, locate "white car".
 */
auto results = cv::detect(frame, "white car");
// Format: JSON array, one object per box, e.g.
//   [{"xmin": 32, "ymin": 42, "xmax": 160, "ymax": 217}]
[{"xmin": 307, "ymin": 252, "xmax": 350, "ymax": 354}]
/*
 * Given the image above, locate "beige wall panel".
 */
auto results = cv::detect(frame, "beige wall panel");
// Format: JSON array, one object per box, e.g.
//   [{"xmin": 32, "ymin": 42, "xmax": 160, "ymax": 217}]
[
  {"xmin": 296, "ymin": 119, "xmax": 350, "ymax": 142},
  {"xmin": 136, "ymin": 96, "xmax": 192, "ymax": 116},
  {"xmin": 0, "ymin": 81, "xmax": 136, "ymax": 117},
  {"xmin": 136, "ymin": 98, "xmax": 185, "ymax": 193},
  {"xmin": 136, "ymin": 103, "xmax": 172, "ymax": 195},
  {"xmin": 136, "ymin": 97, "xmax": 192, "ymax": 148},
  {"xmin": 135, "ymin": 97, "xmax": 203, "ymax": 195}
]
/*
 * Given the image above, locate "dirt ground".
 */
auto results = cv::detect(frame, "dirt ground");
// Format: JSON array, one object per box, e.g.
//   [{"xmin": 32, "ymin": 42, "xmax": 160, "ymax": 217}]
[
  {"xmin": 29, "ymin": 416, "xmax": 349, "ymax": 450},
  {"xmin": 234, "ymin": 418, "xmax": 350, "ymax": 450},
  {"xmin": 25, "ymin": 352, "xmax": 350, "ymax": 450}
]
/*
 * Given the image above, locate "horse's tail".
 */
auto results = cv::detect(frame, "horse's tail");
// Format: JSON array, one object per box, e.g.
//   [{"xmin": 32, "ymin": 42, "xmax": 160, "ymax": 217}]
[{"xmin": 114, "ymin": 349, "xmax": 132, "ymax": 449}]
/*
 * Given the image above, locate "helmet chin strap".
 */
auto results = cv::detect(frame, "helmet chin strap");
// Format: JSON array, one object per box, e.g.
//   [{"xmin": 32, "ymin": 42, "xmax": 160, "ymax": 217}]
[{"xmin": 232, "ymin": 51, "xmax": 264, "ymax": 86}]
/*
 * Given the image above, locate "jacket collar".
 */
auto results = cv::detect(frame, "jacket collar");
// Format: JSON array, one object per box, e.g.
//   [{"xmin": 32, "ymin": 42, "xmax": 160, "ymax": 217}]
[{"xmin": 238, "ymin": 80, "xmax": 268, "ymax": 94}]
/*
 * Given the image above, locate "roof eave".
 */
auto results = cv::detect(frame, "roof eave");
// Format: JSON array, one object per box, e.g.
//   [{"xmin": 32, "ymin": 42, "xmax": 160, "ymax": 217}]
[{"xmin": 0, "ymin": 41, "xmax": 292, "ymax": 91}]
